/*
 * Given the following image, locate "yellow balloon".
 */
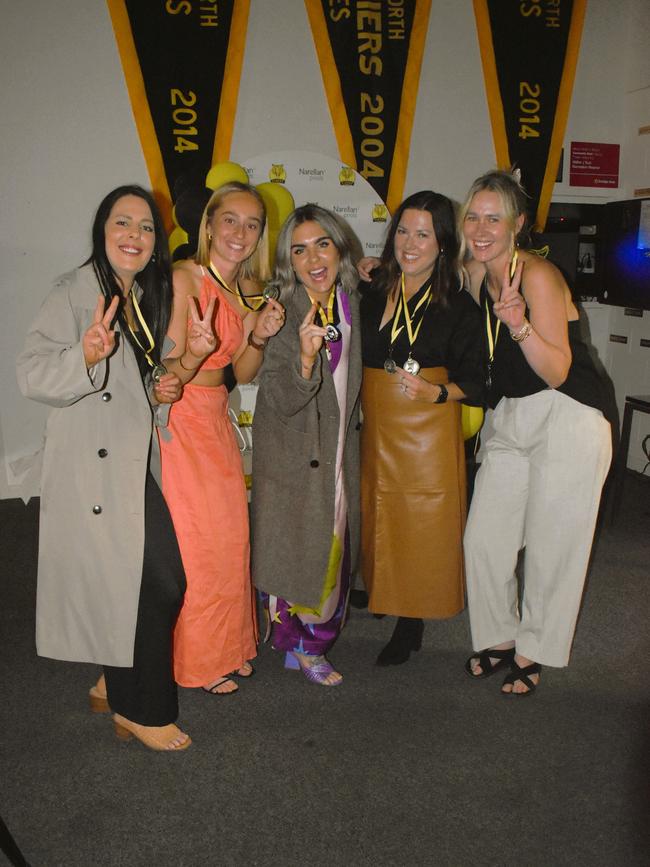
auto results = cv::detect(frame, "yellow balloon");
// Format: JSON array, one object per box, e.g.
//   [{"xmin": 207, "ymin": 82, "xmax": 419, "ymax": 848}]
[
  {"xmin": 255, "ymin": 182, "xmax": 295, "ymax": 233},
  {"xmin": 255, "ymin": 183, "xmax": 296, "ymax": 266},
  {"xmin": 168, "ymin": 225, "xmax": 189, "ymax": 257},
  {"xmin": 205, "ymin": 161, "xmax": 249, "ymax": 190},
  {"xmin": 462, "ymin": 405, "xmax": 484, "ymax": 441}
]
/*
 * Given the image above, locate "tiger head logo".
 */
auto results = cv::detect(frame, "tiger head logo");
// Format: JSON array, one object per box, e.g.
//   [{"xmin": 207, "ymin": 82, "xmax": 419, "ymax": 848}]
[
  {"xmin": 372, "ymin": 203, "xmax": 389, "ymax": 222},
  {"xmin": 269, "ymin": 164, "xmax": 287, "ymax": 183}
]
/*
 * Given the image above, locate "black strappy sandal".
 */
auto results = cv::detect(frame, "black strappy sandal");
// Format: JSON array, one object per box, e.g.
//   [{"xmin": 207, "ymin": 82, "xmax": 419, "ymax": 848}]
[
  {"xmin": 464, "ymin": 646, "xmax": 515, "ymax": 679},
  {"xmin": 501, "ymin": 660, "xmax": 541, "ymax": 697}
]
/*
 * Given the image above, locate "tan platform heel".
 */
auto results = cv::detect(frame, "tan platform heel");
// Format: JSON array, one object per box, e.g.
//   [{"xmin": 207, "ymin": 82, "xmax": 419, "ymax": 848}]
[
  {"xmin": 89, "ymin": 674, "xmax": 109, "ymax": 713},
  {"xmin": 112, "ymin": 714, "xmax": 192, "ymax": 751}
]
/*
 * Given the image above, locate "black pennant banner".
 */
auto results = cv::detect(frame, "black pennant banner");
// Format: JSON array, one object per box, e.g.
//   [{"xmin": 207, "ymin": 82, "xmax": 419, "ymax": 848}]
[
  {"xmin": 107, "ymin": 0, "xmax": 250, "ymax": 228},
  {"xmin": 305, "ymin": 0, "xmax": 431, "ymax": 211},
  {"xmin": 474, "ymin": 0, "xmax": 586, "ymax": 230}
]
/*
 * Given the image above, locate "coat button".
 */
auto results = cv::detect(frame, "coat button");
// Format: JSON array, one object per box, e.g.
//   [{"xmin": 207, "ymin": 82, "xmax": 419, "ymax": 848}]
[
  {"xmin": 101, "ymin": 392, "xmax": 112, "ymax": 402},
  {"xmin": 97, "ymin": 448, "xmax": 108, "ymax": 458},
  {"xmin": 92, "ymin": 505, "xmax": 102, "ymax": 515},
  {"xmin": 356, "ymin": 422, "xmax": 362, "ymax": 430},
  {"xmin": 310, "ymin": 459, "xmax": 319, "ymax": 468}
]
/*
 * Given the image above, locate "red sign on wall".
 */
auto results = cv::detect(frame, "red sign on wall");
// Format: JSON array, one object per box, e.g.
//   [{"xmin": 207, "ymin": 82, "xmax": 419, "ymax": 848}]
[{"xmin": 570, "ymin": 141, "xmax": 620, "ymax": 188}]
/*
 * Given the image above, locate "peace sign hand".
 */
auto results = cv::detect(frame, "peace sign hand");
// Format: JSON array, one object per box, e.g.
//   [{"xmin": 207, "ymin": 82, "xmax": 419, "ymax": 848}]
[
  {"xmin": 185, "ymin": 295, "xmax": 219, "ymax": 361},
  {"xmin": 492, "ymin": 257, "xmax": 526, "ymax": 333},
  {"xmin": 83, "ymin": 295, "xmax": 119, "ymax": 368}
]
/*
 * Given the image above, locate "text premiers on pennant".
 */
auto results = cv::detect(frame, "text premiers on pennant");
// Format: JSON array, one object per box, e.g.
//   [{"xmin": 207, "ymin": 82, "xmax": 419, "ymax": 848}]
[{"xmin": 170, "ymin": 89, "xmax": 199, "ymax": 153}]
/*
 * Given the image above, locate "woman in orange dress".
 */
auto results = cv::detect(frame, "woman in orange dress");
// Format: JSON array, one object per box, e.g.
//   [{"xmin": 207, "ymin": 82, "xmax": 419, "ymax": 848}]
[{"xmin": 159, "ymin": 182, "xmax": 285, "ymax": 695}]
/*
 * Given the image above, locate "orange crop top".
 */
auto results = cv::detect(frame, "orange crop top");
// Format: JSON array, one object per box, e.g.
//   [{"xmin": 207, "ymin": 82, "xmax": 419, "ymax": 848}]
[{"xmin": 195, "ymin": 267, "xmax": 244, "ymax": 370}]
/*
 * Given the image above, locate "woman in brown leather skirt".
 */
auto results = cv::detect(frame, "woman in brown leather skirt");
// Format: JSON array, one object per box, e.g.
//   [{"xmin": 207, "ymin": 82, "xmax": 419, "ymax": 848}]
[{"xmin": 359, "ymin": 190, "xmax": 484, "ymax": 665}]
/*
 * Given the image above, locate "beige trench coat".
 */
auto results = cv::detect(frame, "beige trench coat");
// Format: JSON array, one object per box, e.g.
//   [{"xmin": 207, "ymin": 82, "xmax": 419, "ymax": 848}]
[{"xmin": 16, "ymin": 265, "xmax": 168, "ymax": 666}]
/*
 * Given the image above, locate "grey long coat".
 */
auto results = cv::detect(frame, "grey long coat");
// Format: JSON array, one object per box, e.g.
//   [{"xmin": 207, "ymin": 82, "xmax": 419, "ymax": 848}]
[
  {"xmin": 251, "ymin": 284, "xmax": 362, "ymax": 609},
  {"xmin": 16, "ymin": 265, "xmax": 168, "ymax": 666}
]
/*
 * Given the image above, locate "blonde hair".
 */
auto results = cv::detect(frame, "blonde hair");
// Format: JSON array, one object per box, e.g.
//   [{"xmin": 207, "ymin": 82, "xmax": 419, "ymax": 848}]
[
  {"xmin": 458, "ymin": 169, "xmax": 529, "ymax": 266},
  {"xmin": 195, "ymin": 182, "xmax": 270, "ymax": 281}
]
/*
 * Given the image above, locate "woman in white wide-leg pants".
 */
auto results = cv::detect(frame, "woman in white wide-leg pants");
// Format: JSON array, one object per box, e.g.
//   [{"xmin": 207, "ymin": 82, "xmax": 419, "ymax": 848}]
[{"xmin": 460, "ymin": 169, "xmax": 611, "ymax": 696}]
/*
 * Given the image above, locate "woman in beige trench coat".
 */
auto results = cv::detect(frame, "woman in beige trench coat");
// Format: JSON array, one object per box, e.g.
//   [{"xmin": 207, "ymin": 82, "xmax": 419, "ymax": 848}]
[{"xmin": 17, "ymin": 185, "xmax": 216, "ymax": 750}]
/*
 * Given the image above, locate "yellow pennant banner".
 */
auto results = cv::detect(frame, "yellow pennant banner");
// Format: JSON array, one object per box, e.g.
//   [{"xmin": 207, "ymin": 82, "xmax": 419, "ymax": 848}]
[
  {"xmin": 106, "ymin": 0, "xmax": 250, "ymax": 230},
  {"xmin": 305, "ymin": 0, "xmax": 431, "ymax": 212},
  {"xmin": 473, "ymin": 0, "xmax": 586, "ymax": 230}
]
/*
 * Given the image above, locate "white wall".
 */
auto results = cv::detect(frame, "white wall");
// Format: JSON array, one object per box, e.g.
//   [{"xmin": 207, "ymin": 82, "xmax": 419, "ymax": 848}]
[{"xmin": 1, "ymin": 0, "xmax": 648, "ymax": 499}]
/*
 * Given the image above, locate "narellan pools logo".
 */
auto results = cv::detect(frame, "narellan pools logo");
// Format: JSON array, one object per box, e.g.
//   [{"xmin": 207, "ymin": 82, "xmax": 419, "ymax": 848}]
[
  {"xmin": 298, "ymin": 168, "xmax": 325, "ymax": 180},
  {"xmin": 333, "ymin": 204, "xmax": 359, "ymax": 218}
]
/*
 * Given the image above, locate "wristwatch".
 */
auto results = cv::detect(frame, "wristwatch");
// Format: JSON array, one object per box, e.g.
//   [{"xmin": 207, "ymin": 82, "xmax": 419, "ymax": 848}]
[{"xmin": 434, "ymin": 383, "xmax": 448, "ymax": 404}]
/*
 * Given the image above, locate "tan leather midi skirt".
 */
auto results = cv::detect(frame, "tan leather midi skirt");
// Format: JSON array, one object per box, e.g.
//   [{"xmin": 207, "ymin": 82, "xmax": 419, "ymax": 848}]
[{"xmin": 360, "ymin": 366, "xmax": 466, "ymax": 618}]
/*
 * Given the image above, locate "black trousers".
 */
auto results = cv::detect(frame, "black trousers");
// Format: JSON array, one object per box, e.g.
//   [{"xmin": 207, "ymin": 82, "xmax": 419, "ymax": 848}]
[{"xmin": 104, "ymin": 473, "xmax": 186, "ymax": 726}]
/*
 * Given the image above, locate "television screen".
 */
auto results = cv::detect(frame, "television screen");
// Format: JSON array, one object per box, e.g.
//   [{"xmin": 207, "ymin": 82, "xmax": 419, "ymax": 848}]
[{"xmin": 602, "ymin": 198, "xmax": 650, "ymax": 310}]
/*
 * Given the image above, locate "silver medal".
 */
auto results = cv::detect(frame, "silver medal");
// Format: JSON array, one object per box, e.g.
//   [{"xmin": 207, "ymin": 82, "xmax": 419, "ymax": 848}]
[
  {"xmin": 263, "ymin": 285, "xmax": 279, "ymax": 302},
  {"xmin": 325, "ymin": 324, "xmax": 341, "ymax": 342},
  {"xmin": 152, "ymin": 363, "xmax": 168, "ymax": 383},
  {"xmin": 403, "ymin": 356, "xmax": 420, "ymax": 376},
  {"xmin": 384, "ymin": 358, "xmax": 397, "ymax": 374}
]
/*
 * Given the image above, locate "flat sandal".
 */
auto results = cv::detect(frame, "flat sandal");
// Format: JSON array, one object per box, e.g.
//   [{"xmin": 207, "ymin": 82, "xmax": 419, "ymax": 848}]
[{"xmin": 465, "ymin": 647, "xmax": 515, "ymax": 679}]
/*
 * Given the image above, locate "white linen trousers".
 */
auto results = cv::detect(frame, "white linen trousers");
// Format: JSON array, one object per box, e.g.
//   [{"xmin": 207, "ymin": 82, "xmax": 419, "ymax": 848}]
[{"xmin": 464, "ymin": 389, "xmax": 611, "ymax": 667}]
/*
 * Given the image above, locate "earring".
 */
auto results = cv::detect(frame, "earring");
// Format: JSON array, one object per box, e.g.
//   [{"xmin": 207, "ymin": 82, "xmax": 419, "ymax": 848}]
[
  {"xmin": 208, "ymin": 233, "xmax": 213, "ymax": 241},
  {"xmin": 151, "ymin": 251, "xmax": 157, "ymax": 262}
]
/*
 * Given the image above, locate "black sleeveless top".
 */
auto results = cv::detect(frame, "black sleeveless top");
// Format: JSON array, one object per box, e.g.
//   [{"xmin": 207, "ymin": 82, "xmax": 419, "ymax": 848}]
[{"xmin": 481, "ymin": 279, "xmax": 604, "ymax": 412}]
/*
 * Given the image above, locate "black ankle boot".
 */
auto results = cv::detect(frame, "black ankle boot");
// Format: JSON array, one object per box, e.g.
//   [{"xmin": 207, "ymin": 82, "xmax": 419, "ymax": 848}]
[{"xmin": 375, "ymin": 617, "xmax": 424, "ymax": 666}]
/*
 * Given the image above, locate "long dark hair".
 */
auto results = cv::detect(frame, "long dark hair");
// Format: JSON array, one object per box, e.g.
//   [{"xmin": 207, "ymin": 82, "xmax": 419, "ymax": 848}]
[
  {"xmin": 372, "ymin": 190, "xmax": 460, "ymax": 307},
  {"xmin": 83, "ymin": 184, "xmax": 172, "ymax": 375}
]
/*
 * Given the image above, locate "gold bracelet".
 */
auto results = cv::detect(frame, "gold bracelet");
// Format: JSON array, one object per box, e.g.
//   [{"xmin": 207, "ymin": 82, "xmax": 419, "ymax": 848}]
[
  {"xmin": 247, "ymin": 331, "xmax": 267, "ymax": 352},
  {"xmin": 179, "ymin": 354, "xmax": 200, "ymax": 372},
  {"xmin": 510, "ymin": 320, "xmax": 533, "ymax": 342}
]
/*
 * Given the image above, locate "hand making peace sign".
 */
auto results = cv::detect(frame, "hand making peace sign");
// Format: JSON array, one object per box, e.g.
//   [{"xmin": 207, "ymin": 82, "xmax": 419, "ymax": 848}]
[
  {"xmin": 492, "ymin": 257, "xmax": 526, "ymax": 334},
  {"xmin": 82, "ymin": 295, "xmax": 120, "ymax": 368},
  {"xmin": 185, "ymin": 295, "xmax": 218, "ymax": 361}
]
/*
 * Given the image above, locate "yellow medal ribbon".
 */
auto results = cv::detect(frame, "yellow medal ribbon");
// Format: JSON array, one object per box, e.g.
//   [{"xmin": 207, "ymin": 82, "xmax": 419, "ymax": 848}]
[
  {"xmin": 128, "ymin": 288, "xmax": 158, "ymax": 371},
  {"xmin": 308, "ymin": 285, "xmax": 336, "ymax": 328},
  {"xmin": 209, "ymin": 261, "xmax": 265, "ymax": 311},
  {"xmin": 389, "ymin": 273, "xmax": 432, "ymax": 352},
  {"xmin": 485, "ymin": 249, "xmax": 519, "ymax": 363},
  {"xmin": 484, "ymin": 295, "xmax": 501, "ymax": 365}
]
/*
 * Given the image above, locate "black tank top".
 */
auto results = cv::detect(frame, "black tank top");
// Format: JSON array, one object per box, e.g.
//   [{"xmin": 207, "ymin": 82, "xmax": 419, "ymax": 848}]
[{"xmin": 481, "ymin": 279, "xmax": 604, "ymax": 412}]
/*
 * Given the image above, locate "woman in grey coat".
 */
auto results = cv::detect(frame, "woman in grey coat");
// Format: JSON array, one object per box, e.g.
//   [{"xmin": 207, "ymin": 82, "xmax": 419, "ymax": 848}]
[
  {"xmin": 17, "ymin": 185, "xmax": 216, "ymax": 750},
  {"xmin": 251, "ymin": 204, "xmax": 362, "ymax": 686}
]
